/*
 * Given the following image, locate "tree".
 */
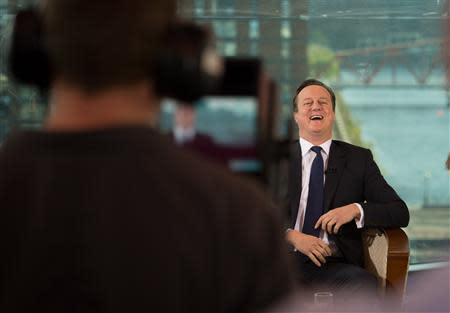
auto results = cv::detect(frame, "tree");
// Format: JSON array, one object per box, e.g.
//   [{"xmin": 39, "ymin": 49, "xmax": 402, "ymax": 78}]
[{"xmin": 307, "ymin": 43, "xmax": 339, "ymax": 80}]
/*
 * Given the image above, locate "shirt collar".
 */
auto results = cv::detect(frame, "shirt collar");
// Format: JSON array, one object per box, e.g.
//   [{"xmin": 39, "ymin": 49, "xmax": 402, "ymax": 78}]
[
  {"xmin": 174, "ymin": 126, "xmax": 196, "ymax": 144},
  {"xmin": 299, "ymin": 137, "xmax": 332, "ymax": 157}
]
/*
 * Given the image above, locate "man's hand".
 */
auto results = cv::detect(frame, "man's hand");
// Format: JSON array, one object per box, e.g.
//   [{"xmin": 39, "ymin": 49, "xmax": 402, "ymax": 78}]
[
  {"xmin": 286, "ymin": 229, "xmax": 332, "ymax": 267},
  {"xmin": 314, "ymin": 204, "xmax": 361, "ymax": 234}
]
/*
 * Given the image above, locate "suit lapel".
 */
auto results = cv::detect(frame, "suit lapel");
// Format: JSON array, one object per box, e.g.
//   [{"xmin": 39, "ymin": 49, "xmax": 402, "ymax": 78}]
[
  {"xmin": 289, "ymin": 142, "xmax": 302, "ymax": 227},
  {"xmin": 323, "ymin": 141, "xmax": 347, "ymax": 212}
]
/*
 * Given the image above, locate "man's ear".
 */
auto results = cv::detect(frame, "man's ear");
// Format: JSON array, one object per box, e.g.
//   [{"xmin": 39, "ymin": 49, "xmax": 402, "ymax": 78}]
[{"xmin": 293, "ymin": 112, "xmax": 299, "ymax": 125}]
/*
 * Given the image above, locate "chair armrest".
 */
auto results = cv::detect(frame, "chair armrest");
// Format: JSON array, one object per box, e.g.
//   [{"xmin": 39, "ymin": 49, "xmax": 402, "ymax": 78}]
[
  {"xmin": 362, "ymin": 228, "xmax": 389, "ymax": 295},
  {"xmin": 384, "ymin": 228, "xmax": 409, "ymax": 303},
  {"xmin": 362, "ymin": 228, "xmax": 409, "ymax": 308}
]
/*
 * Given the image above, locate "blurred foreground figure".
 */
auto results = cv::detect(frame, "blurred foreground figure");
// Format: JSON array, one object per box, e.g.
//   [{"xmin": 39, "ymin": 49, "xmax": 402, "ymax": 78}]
[
  {"xmin": 404, "ymin": 265, "xmax": 450, "ymax": 312},
  {"xmin": 0, "ymin": 1, "xmax": 294, "ymax": 312}
]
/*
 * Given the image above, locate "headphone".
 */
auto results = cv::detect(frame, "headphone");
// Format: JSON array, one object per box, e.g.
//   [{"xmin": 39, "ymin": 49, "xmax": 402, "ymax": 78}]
[
  {"xmin": 8, "ymin": 8, "xmax": 223, "ymax": 103},
  {"xmin": 153, "ymin": 20, "xmax": 223, "ymax": 103}
]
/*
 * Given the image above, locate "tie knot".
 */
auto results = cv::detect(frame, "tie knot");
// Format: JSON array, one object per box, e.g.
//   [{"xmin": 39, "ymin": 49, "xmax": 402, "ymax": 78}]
[{"xmin": 311, "ymin": 146, "xmax": 322, "ymax": 154}]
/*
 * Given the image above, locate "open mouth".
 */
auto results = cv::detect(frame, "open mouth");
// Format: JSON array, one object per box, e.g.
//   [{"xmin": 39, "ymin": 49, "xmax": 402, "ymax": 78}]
[{"xmin": 310, "ymin": 115, "xmax": 323, "ymax": 121}]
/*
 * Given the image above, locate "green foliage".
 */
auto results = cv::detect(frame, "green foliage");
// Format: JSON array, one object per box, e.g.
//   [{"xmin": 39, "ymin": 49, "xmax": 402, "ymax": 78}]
[
  {"xmin": 309, "ymin": 31, "xmax": 329, "ymax": 47},
  {"xmin": 335, "ymin": 94, "xmax": 369, "ymax": 148},
  {"xmin": 307, "ymin": 44, "xmax": 339, "ymax": 80}
]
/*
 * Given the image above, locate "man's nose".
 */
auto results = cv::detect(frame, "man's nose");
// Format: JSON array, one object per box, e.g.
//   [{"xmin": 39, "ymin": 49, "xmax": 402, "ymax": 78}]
[{"xmin": 311, "ymin": 101, "xmax": 323, "ymax": 109}]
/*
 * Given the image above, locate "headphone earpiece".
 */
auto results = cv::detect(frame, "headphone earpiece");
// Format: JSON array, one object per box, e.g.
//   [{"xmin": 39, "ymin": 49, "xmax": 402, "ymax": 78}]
[{"xmin": 8, "ymin": 8, "xmax": 51, "ymax": 90}]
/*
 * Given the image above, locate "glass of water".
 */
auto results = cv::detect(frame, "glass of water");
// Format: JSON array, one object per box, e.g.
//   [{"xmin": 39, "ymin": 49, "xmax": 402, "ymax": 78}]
[{"xmin": 314, "ymin": 291, "xmax": 334, "ymax": 311}]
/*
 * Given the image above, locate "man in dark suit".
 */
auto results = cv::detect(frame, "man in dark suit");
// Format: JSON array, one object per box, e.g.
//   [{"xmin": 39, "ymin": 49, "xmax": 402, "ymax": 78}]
[
  {"xmin": 0, "ymin": 1, "xmax": 294, "ymax": 312},
  {"xmin": 170, "ymin": 103, "xmax": 220, "ymax": 161},
  {"xmin": 285, "ymin": 79, "xmax": 409, "ymax": 304}
]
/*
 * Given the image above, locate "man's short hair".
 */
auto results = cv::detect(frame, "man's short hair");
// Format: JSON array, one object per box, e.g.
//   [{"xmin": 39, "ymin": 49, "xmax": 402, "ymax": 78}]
[
  {"xmin": 292, "ymin": 79, "xmax": 336, "ymax": 112},
  {"xmin": 43, "ymin": 0, "xmax": 176, "ymax": 92}
]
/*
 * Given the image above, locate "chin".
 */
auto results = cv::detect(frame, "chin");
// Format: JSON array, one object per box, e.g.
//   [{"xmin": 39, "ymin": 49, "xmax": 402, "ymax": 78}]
[{"xmin": 310, "ymin": 128, "xmax": 325, "ymax": 133}]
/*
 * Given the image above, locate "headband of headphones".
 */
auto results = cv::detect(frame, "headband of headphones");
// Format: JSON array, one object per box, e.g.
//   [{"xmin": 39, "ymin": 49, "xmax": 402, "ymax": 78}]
[{"xmin": 8, "ymin": 8, "xmax": 223, "ymax": 103}]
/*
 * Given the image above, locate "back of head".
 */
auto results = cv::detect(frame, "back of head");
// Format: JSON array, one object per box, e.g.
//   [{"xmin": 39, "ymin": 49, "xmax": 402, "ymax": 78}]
[{"xmin": 43, "ymin": 0, "xmax": 176, "ymax": 93}]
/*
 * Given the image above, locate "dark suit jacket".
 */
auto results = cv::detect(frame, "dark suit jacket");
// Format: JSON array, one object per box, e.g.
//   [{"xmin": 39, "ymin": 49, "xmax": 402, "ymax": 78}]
[
  {"xmin": 288, "ymin": 140, "xmax": 409, "ymax": 266},
  {"xmin": 169, "ymin": 132, "xmax": 226, "ymax": 163}
]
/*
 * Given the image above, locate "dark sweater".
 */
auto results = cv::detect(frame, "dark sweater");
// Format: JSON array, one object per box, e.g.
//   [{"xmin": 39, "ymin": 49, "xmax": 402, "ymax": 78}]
[{"xmin": 0, "ymin": 126, "xmax": 294, "ymax": 313}]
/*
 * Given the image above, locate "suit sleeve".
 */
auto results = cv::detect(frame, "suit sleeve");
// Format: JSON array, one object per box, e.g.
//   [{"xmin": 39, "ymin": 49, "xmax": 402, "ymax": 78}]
[{"xmin": 361, "ymin": 149, "xmax": 409, "ymax": 228}]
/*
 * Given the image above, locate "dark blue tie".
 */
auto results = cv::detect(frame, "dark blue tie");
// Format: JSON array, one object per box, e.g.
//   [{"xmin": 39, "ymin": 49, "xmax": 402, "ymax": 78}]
[{"xmin": 302, "ymin": 146, "xmax": 324, "ymax": 237}]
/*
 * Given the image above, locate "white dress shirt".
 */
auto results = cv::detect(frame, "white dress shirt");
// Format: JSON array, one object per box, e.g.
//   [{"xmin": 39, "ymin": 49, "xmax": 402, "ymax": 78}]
[
  {"xmin": 294, "ymin": 138, "xmax": 364, "ymax": 252},
  {"xmin": 174, "ymin": 126, "xmax": 196, "ymax": 145}
]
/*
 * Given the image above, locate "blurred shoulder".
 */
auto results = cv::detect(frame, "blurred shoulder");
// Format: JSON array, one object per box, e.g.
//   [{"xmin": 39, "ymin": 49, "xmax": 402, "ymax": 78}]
[{"xmin": 332, "ymin": 140, "xmax": 372, "ymax": 158}]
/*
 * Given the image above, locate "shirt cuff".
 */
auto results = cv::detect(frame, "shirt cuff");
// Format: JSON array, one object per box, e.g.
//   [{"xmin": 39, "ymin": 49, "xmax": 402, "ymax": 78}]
[{"xmin": 354, "ymin": 203, "xmax": 364, "ymax": 228}]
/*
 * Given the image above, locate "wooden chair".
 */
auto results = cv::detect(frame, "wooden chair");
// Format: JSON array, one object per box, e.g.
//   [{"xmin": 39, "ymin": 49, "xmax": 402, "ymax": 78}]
[{"xmin": 362, "ymin": 228, "xmax": 410, "ymax": 310}]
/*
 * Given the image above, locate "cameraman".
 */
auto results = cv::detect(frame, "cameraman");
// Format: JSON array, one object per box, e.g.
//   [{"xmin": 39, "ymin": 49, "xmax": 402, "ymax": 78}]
[{"xmin": 0, "ymin": 1, "xmax": 294, "ymax": 312}]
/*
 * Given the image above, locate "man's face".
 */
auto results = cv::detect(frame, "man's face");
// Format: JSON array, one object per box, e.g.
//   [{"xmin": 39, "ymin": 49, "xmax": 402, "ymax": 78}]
[
  {"xmin": 293, "ymin": 85, "xmax": 335, "ymax": 142},
  {"xmin": 174, "ymin": 105, "xmax": 196, "ymax": 130}
]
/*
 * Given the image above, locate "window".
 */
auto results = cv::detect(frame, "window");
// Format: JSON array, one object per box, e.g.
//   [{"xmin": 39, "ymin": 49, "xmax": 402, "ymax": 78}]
[
  {"xmin": 1, "ymin": 0, "xmax": 448, "ymax": 267},
  {"xmin": 249, "ymin": 20, "xmax": 259, "ymax": 39},
  {"xmin": 217, "ymin": 0, "xmax": 235, "ymax": 15},
  {"xmin": 212, "ymin": 21, "xmax": 237, "ymax": 38},
  {"xmin": 223, "ymin": 41, "xmax": 237, "ymax": 56},
  {"xmin": 281, "ymin": 0, "xmax": 290, "ymax": 17},
  {"xmin": 281, "ymin": 41, "xmax": 290, "ymax": 59},
  {"xmin": 280, "ymin": 20, "xmax": 291, "ymax": 39},
  {"xmin": 180, "ymin": 0, "xmax": 450, "ymax": 266},
  {"xmin": 307, "ymin": 1, "xmax": 449, "ymax": 264},
  {"xmin": 249, "ymin": 41, "xmax": 259, "ymax": 56},
  {"xmin": 194, "ymin": 0, "xmax": 205, "ymax": 16}
]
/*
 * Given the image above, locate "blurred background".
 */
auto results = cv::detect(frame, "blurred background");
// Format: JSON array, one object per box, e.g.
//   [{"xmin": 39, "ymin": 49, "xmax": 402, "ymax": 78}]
[{"xmin": 0, "ymin": 0, "xmax": 449, "ymax": 267}]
